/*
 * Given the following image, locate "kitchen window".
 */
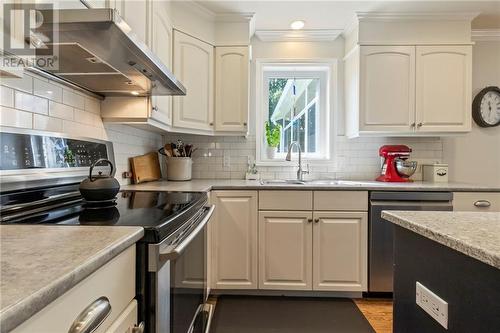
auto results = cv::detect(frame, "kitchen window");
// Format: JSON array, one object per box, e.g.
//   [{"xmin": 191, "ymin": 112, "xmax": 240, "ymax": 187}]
[{"xmin": 256, "ymin": 61, "xmax": 335, "ymax": 164}]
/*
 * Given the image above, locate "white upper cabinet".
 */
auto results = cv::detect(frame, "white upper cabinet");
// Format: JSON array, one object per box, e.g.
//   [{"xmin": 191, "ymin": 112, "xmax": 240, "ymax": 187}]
[
  {"xmin": 215, "ymin": 46, "xmax": 249, "ymax": 132},
  {"xmin": 359, "ymin": 46, "xmax": 415, "ymax": 133},
  {"xmin": 345, "ymin": 44, "xmax": 471, "ymax": 137},
  {"xmin": 113, "ymin": 0, "xmax": 150, "ymax": 45},
  {"xmin": 149, "ymin": 1, "xmax": 173, "ymax": 126},
  {"xmin": 173, "ymin": 30, "xmax": 214, "ymax": 132},
  {"xmin": 415, "ymin": 45, "xmax": 472, "ymax": 133}
]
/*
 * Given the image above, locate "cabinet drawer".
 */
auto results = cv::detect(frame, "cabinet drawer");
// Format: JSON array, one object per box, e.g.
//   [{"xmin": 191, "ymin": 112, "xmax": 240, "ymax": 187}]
[
  {"xmin": 453, "ymin": 192, "xmax": 500, "ymax": 212},
  {"xmin": 13, "ymin": 246, "xmax": 136, "ymax": 333},
  {"xmin": 314, "ymin": 191, "xmax": 368, "ymax": 211},
  {"xmin": 259, "ymin": 191, "xmax": 313, "ymax": 211},
  {"xmin": 106, "ymin": 299, "xmax": 138, "ymax": 333}
]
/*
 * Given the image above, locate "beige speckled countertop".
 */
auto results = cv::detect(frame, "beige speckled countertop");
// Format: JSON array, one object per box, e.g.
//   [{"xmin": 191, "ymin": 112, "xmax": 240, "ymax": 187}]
[
  {"xmin": 381, "ymin": 211, "xmax": 500, "ymax": 269},
  {"xmin": 0, "ymin": 225, "xmax": 144, "ymax": 332},
  {"xmin": 123, "ymin": 179, "xmax": 500, "ymax": 192}
]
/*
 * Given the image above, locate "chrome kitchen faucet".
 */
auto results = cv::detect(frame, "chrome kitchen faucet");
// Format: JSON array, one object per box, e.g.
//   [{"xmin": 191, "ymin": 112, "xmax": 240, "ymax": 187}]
[{"xmin": 286, "ymin": 142, "xmax": 309, "ymax": 182}]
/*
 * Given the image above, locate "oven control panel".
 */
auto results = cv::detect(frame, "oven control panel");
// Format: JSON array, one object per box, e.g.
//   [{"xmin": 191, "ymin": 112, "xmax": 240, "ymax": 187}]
[{"xmin": 0, "ymin": 132, "xmax": 110, "ymax": 170}]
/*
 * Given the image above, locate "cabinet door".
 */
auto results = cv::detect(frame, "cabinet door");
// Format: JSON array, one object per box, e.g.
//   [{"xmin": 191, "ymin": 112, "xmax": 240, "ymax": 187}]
[
  {"xmin": 149, "ymin": 1, "xmax": 173, "ymax": 126},
  {"xmin": 173, "ymin": 30, "xmax": 214, "ymax": 131},
  {"xmin": 211, "ymin": 191, "xmax": 258, "ymax": 289},
  {"xmin": 416, "ymin": 45, "xmax": 472, "ymax": 132},
  {"xmin": 259, "ymin": 211, "xmax": 313, "ymax": 290},
  {"xmin": 215, "ymin": 46, "xmax": 249, "ymax": 132},
  {"xmin": 360, "ymin": 46, "xmax": 415, "ymax": 133},
  {"xmin": 313, "ymin": 211, "xmax": 367, "ymax": 291},
  {"xmin": 114, "ymin": 0, "xmax": 150, "ymax": 44}
]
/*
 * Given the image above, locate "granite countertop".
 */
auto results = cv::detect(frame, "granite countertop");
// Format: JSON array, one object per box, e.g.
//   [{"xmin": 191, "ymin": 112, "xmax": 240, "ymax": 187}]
[
  {"xmin": 123, "ymin": 179, "xmax": 500, "ymax": 192},
  {"xmin": 0, "ymin": 225, "xmax": 144, "ymax": 332},
  {"xmin": 382, "ymin": 211, "xmax": 500, "ymax": 269}
]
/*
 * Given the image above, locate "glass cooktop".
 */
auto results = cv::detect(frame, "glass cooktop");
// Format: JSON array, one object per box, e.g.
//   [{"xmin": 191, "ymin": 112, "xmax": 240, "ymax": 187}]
[{"xmin": 0, "ymin": 184, "xmax": 207, "ymax": 243}]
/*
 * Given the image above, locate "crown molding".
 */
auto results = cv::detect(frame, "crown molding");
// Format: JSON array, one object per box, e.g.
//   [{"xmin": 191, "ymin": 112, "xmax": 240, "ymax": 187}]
[
  {"xmin": 356, "ymin": 11, "xmax": 480, "ymax": 22},
  {"xmin": 215, "ymin": 12, "xmax": 255, "ymax": 23},
  {"xmin": 255, "ymin": 29, "xmax": 342, "ymax": 42},
  {"xmin": 471, "ymin": 29, "xmax": 500, "ymax": 41}
]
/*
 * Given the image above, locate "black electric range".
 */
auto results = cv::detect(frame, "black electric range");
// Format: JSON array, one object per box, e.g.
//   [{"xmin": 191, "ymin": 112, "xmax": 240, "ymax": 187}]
[{"xmin": 0, "ymin": 183, "xmax": 208, "ymax": 243}]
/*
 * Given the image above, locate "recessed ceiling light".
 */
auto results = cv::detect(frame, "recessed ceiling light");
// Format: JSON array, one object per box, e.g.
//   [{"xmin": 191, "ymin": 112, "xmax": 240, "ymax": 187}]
[
  {"xmin": 130, "ymin": 91, "xmax": 139, "ymax": 96},
  {"xmin": 290, "ymin": 20, "xmax": 305, "ymax": 30}
]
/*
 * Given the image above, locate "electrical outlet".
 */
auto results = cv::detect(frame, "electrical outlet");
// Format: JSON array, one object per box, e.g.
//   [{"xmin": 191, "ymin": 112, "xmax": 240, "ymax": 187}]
[
  {"xmin": 416, "ymin": 282, "xmax": 448, "ymax": 329},
  {"xmin": 223, "ymin": 155, "xmax": 231, "ymax": 168}
]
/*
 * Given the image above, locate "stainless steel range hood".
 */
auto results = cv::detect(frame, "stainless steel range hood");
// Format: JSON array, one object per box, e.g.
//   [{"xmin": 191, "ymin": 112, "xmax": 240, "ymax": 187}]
[{"xmin": 31, "ymin": 8, "xmax": 186, "ymax": 97}]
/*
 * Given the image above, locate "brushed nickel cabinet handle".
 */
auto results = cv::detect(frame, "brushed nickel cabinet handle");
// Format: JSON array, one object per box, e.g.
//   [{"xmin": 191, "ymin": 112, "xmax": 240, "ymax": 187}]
[
  {"xmin": 68, "ymin": 297, "xmax": 111, "ymax": 333},
  {"xmin": 474, "ymin": 200, "xmax": 491, "ymax": 208}
]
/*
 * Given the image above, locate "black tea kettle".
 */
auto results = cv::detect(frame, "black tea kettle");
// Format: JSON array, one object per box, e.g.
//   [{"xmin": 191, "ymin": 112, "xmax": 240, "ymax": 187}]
[{"xmin": 80, "ymin": 159, "xmax": 120, "ymax": 201}]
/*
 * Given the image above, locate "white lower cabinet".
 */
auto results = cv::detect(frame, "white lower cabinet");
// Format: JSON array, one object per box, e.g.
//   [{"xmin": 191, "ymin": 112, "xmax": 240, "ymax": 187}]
[
  {"xmin": 258, "ymin": 211, "xmax": 313, "ymax": 290},
  {"xmin": 210, "ymin": 191, "xmax": 258, "ymax": 289},
  {"xmin": 13, "ymin": 246, "xmax": 137, "ymax": 333},
  {"xmin": 313, "ymin": 211, "xmax": 368, "ymax": 291},
  {"xmin": 453, "ymin": 192, "xmax": 500, "ymax": 212}
]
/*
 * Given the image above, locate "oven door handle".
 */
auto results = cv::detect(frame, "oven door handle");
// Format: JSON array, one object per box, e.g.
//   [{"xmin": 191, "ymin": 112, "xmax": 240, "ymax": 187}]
[{"xmin": 159, "ymin": 205, "xmax": 214, "ymax": 261}]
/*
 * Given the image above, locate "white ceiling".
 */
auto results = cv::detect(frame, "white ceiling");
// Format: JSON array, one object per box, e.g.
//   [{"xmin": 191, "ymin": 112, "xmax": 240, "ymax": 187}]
[{"xmin": 194, "ymin": 1, "xmax": 500, "ymax": 30}]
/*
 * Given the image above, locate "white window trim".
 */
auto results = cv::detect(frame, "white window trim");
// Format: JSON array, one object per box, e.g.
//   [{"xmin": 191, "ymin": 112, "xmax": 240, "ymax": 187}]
[{"xmin": 255, "ymin": 58, "xmax": 338, "ymax": 167}]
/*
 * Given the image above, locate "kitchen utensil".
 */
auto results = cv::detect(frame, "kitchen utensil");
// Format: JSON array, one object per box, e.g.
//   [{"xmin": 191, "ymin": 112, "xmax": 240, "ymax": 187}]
[
  {"xmin": 164, "ymin": 144, "xmax": 173, "ymax": 157},
  {"xmin": 79, "ymin": 159, "xmax": 121, "ymax": 201},
  {"xmin": 184, "ymin": 144, "xmax": 192, "ymax": 157},
  {"xmin": 395, "ymin": 159, "xmax": 418, "ymax": 177},
  {"xmin": 130, "ymin": 152, "xmax": 162, "ymax": 184}
]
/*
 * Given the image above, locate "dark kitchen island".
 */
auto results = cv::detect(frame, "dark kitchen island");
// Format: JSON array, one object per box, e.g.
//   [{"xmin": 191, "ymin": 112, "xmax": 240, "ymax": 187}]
[{"xmin": 381, "ymin": 211, "xmax": 500, "ymax": 333}]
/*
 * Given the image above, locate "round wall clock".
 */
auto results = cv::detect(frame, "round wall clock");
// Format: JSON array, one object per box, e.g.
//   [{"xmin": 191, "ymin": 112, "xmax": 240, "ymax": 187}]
[{"xmin": 472, "ymin": 86, "xmax": 500, "ymax": 127}]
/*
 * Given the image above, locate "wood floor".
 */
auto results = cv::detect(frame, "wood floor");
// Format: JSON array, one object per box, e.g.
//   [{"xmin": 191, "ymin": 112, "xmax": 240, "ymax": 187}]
[{"xmin": 354, "ymin": 299, "xmax": 393, "ymax": 333}]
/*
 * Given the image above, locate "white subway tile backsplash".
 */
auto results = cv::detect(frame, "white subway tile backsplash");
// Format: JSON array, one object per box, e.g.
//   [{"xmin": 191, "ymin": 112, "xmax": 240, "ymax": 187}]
[
  {"xmin": 62, "ymin": 89, "xmax": 85, "ymax": 109},
  {"xmin": 74, "ymin": 109, "xmax": 95, "ymax": 126},
  {"xmin": 14, "ymin": 91, "xmax": 48, "ymax": 115},
  {"xmin": 1, "ymin": 74, "xmax": 33, "ymax": 93},
  {"xmin": 33, "ymin": 114, "xmax": 63, "ymax": 132},
  {"xmin": 0, "ymin": 86, "xmax": 14, "ymax": 107},
  {"xmin": 49, "ymin": 101, "xmax": 73, "ymax": 120},
  {"xmin": 84, "ymin": 97, "xmax": 100, "ymax": 114},
  {"xmin": 164, "ymin": 133, "xmax": 443, "ymax": 181},
  {"xmin": 0, "ymin": 106, "xmax": 32, "ymax": 128},
  {"xmin": 34, "ymin": 78, "xmax": 63, "ymax": 102}
]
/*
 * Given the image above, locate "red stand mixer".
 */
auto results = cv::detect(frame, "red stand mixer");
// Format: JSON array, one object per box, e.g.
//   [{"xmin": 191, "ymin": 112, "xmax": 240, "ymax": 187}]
[{"xmin": 376, "ymin": 145, "xmax": 417, "ymax": 182}]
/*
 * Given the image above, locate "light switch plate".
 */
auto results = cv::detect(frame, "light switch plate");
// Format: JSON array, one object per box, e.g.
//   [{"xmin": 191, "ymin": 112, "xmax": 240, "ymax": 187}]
[{"xmin": 416, "ymin": 282, "xmax": 448, "ymax": 329}]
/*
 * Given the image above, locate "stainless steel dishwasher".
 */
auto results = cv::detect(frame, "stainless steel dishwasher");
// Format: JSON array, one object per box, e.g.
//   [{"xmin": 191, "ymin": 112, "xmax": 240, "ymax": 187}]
[{"xmin": 369, "ymin": 191, "xmax": 453, "ymax": 293}]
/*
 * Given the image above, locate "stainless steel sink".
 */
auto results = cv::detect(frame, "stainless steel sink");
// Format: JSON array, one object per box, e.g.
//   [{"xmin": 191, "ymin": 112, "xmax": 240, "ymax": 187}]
[
  {"xmin": 260, "ymin": 179, "xmax": 306, "ymax": 185},
  {"xmin": 260, "ymin": 179, "xmax": 381, "ymax": 186}
]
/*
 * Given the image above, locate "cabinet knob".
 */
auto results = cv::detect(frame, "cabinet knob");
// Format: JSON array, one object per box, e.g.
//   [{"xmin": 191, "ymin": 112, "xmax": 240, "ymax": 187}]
[
  {"xmin": 209, "ymin": 122, "xmax": 214, "ymax": 126},
  {"xmin": 410, "ymin": 123, "xmax": 416, "ymax": 128},
  {"xmin": 152, "ymin": 106, "xmax": 158, "ymax": 112},
  {"xmin": 474, "ymin": 200, "xmax": 491, "ymax": 208},
  {"xmin": 131, "ymin": 322, "xmax": 145, "ymax": 333},
  {"xmin": 243, "ymin": 122, "xmax": 247, "ymax": 126},
  {"xmin": 417, "ymin": 122, "xmax": 423, "ymax": 127},
  {"xmin": 307, "ymin": 218, "xmax": 313, "ymax": 223},
  {"xmin": 314, "ymin": 218, "xmax": 319, "ymax": 223}
]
